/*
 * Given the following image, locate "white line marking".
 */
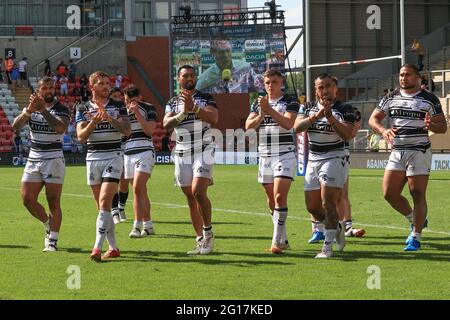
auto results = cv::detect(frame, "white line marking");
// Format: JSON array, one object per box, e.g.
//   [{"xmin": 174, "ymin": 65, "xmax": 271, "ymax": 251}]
[{"xmin": 1, "ymin": 186, "xmax": 449, "ymax": 235}]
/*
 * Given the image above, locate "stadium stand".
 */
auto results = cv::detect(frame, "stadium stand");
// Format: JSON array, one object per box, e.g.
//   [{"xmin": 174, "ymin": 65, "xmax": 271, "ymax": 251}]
[{"xmin": 0, "ymin": 75, "xmax": 174, "ymax": 153}]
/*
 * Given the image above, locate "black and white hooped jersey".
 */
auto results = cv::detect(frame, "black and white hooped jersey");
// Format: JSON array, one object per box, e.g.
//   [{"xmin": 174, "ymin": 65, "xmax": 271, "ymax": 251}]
[
  {"xmin": 76, "ymin": 99, "xmax": 129, "ymax": 161},
  {"xmin": 124, "ymin": 101, "xmax": 157, "ymax": 155},
  {"xmin": 249, "ymin": 95, "xmax": 299, "ymax": 157},
  {"xmin": 28, "ymin": 102, "xmax": 70, "ymax": 161},
  {"xmin": 377, "ymin": 89, "xmax": 443, "ymax": 151},
  {"xmin": 300, "ymin": 100, "xmax": 355, "ymax": 161},
  {"xmin": 165, "ymin": 91, "xmax": 217, "ymax": 156}
]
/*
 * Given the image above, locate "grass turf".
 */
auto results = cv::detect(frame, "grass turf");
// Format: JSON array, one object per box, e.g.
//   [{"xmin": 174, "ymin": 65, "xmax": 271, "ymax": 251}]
[{"xmin": 0, "ymin": 165, "xmax": 449, "ymax": 299}]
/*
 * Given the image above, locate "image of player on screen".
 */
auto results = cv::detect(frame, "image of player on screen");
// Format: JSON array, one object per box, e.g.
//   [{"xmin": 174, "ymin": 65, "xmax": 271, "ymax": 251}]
[{"xmin": 195, "ymin": 39, "xmax": 264, "ymax": 94}]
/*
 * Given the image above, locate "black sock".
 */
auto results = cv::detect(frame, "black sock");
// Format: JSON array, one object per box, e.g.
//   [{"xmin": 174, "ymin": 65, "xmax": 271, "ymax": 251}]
[
  {"xmin": 119, "ymin": 191, "xmax": 129, "ymax": 208},
  {"xmin": 112, "ymin": 193, "xmax": 119, "ymax": 212}
]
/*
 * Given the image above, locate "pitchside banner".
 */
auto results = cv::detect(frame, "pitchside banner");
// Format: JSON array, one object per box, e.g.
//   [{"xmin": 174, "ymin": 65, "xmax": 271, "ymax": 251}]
[{"xmin": 172, "ymin": 25, "xmax": 285, "ymax": 94}]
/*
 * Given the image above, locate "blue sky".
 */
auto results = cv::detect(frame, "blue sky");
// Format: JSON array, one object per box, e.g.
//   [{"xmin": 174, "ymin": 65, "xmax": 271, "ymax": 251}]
[{"xmin": 247, "ymin": 0, "xmax": 303, "ymax": 68}]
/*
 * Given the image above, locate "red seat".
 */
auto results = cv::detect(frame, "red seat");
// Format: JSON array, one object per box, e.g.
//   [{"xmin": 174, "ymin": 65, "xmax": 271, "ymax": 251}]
[{"xmin": 16, "ymin": 25, "xmax": 33, "ymax": 36}]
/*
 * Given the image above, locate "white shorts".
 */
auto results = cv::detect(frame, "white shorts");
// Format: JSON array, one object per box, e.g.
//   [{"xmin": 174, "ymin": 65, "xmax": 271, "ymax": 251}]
[
  {"xmin": 86, "ymin": 157, "xmax": 124, "ymax": 185},
  {"xmin": 174, "ymin": 153, "xmax": 214, "ymax": 187},
  {"xmin": 344, "ymin": 151, "xmax": 351, "ymax": 181},
  {"xmin": 304, "ymin": 157, "xmax": 347, "ymax": 191},
  {"xmin": 124, "ymin": 150, "xmax": 155, "ymax": 179},
  {"xmin": 22, "ymin": 158, "xmax": 65, "ymax": 184},
  {"xmin": 386, "ymin": 149, "xmax": 431, "ymax": 176},
  {"xmin": 258, "ymin": 152, "xmax": 297, "ymax": 184}
]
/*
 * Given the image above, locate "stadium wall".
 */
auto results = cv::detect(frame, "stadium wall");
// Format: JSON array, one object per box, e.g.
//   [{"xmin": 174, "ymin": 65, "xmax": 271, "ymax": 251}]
[
  {"xmin": 0, "ymin": 38, "xmax": 127, "ymax": 78},
  {"xmin": 0, "ymin": 38, "xmax": 76, "ymax": 73}
]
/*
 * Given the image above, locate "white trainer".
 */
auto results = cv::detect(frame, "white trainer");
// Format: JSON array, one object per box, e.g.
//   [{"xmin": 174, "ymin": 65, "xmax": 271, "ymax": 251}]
[
  {"xmin": 129, "ymin": 228, "xmax": 142, "ymax": 238},
  {"xmin": 112, "ymin": 211, "xmax": 121, "ymax": 225},
  {"xmin": 141, "ymin": 227, "xmax": 155, "ymax": 237},
  {"xmin": 200, "ymin": 235, "xmax": 214, "ymax": 255},
  {"xmin": 187, "ymin": 240, "xmax": 203, "ymax": 255},
  {"xmin": 345, "ymin": 227, "xmax": 366, "ymax": 237},
  {"xmin": 119, "ymin": 210, "xmax": 127, "ymax": 222},
  {"xmin": 335, "ymin": 221, "xmax": 346, "ymax": 252},
  {"xmin": 315, "ymin": 243, "xmax": 332, "ymax": 258},
  {"xmin": 43, "ymin": 241, "xmax": 57, "ymax": 252}
]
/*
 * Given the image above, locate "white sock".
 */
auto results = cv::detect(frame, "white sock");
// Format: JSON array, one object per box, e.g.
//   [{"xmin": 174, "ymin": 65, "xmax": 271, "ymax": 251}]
[
  {"xmin": 196, "ymin": 236, "xmax": 203, "ymax": 242},
  {"xmin": 49, "ymin": 231, "xmax": 59, "ymax": 241},
  {"xmin": 324, "ymin": 228, "xmax": 337, "ymax": 246},
  {"xmin": 405, "ymin": 212, "xmax": 414, "ymax": 223},
  {"xmin": 272, "ymin": 208, "xmax": 287, "ymax": 245},
  {"xmin": 312, "ymin": 221, "xmax": 324, "ymax": 233},
  {"xmin": 133, "ymin": 220, "xmax": 143, "ymax": 230},
  {"xmin": 345, "ymin": 220, "xmax": 353, "ymax": 231},
  {"xmin": 94, "ymin": 210, "xmax": 110, "ymax": 250},
  {"xmin": 203, "ymin": 225, "xmax": 213, "ymax": 239},
  {"xmin": 143, "ymin": 220, "xmax": 153, "ymax": 230},
  {"xmin": 413, "ymin": 232, "xmax": 422, "ymax": 241},
  {"xmin": 106, "ymin": 213, "xmax": 117, "ymax": 250},
  {"xmin": 271, "ymin": 211, "xmax": 277, "ymax": 226}
]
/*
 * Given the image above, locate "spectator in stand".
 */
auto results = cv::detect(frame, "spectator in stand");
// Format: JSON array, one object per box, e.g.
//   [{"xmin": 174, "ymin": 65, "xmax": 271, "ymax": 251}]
[
  {"xmin": 5, "ymin": 57, "xmax": 14, "ymax": 84},
  {"xmin": 14, "ymin": 132, "xmax": 23, "ymax": 155},
  {"xmin": 411, "ymin": 39, "xmax": 426, "ymax": 72},
  {"xmin": 161, "ymin": 132, "xmax": 171, "ymax": 152},
  {"xmin": 0, "ymin": 58, "xmax": 4, "ymax": 83},
  {"xmin": 44, "ymin": 59, "xmax": 51, "ymax": 77},
  {"xmin": 52, "ymin": 73, "xmax": 59, "ymax": 86},
  {"xmin": 11, "ymin": 63, "xmax": 20, "ymax": 93},
  {"xmin": 60, "ymin": 76, "xmax": 69, "ymax": 96},
  {"xmin": 18, "ymin": 57, "xmax": 28, "ymax": 88},
  {"xmin": 80, "ymin": 84, "xmax": 90, "ymax": 102},
  {"xmin": 56, "ymin": 61, "xmax": 67, "ymax": 78},
  {"xmin": 80, "ymin": 73, "xmax": 88, "ymax": 86},
  {"xmin": 421, "ymin": 74, "xmax": 435, "ymax": 92},
  {"xmin": 68, "ymin": 60, "xmax": 77, "ymax": 83},
  {"xmin": 72, "ymin": 86, "xmax": 80, "ymax": 96},
  {"xmin": 115, "ymin": 73, "xmax": 123, "ymax": 89}
]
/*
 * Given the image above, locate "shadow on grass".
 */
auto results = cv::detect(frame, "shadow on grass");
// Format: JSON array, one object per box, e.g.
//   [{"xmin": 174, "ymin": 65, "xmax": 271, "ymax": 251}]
[
  {"xmin": 347, "ymin": 235, "xmax": 450, "ymax": 251},
  {"xmin": 0, "ymin": 244, "xmax": 31, "ymax": 249},
  {"xmin": 154, "ymin": 220, "xmax": 250, "ymax": 226},
  {"xmin": 62, "ymin": 246, "xmax": 304, "ymax": 266},
  {"xmin": 134, "ymin": 233, "xmax": 273, "ymax": 241},
  {"xmin": 114, "ymin": 249, "xmax": 304, "ymax": 266},
  {"xmin": 301, "ymin": 244, "xmax": 450, "ymax": 262}
]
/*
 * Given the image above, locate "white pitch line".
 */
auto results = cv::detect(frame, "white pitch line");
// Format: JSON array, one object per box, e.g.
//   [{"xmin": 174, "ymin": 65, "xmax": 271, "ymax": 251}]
[{"xmin": 1, "ymin": 186, "xmax": 449, "ymax": 235}]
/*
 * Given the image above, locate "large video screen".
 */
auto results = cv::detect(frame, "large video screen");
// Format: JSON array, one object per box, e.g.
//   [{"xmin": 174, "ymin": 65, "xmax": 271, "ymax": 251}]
[{"xmin": 172, "ymin": 25, "xmax": 285, "ymax": 94}]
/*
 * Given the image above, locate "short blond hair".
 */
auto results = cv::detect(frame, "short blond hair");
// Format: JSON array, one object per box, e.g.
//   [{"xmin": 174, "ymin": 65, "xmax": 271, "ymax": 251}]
[{"xmin": 89, "ymin": 71, "xmax": 109, "ymax": 85}]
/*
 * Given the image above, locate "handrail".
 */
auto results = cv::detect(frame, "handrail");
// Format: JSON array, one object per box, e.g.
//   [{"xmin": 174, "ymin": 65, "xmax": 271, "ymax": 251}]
[
  {"xmin": 32, "ymin": 20, "xmax": 123, "ymax": 78},
  {"xmin": 74, "ymin": 40, "xmax": 114, "ymax": 66},
  {"xmin": 127, "ymin": 56, "xmax": 166, "ymax": 108}
]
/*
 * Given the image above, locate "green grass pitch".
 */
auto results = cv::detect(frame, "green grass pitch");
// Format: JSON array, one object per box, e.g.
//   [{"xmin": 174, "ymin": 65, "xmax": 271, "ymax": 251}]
[{"xmin": 0, "ymin": 165, "xmax": 449, "ymax": 299}]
